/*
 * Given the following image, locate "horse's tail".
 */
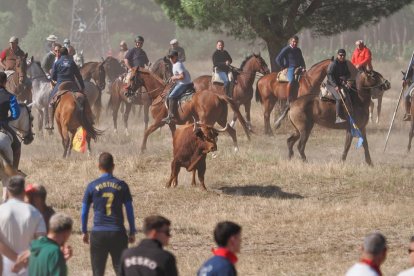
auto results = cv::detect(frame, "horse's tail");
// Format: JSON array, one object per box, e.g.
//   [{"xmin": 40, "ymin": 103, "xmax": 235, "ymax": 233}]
[
  {"xmin": 95, "ymin": 88, "xmax": 103, "ymax": 120},
  {"xmin": 255, "ymin": 79, "xmax": 262, "ymax": 103},
  {"xmin": 79, "ymin": 99, "xmax": 103, "ymax": 141},
  {"xmin": 216, "ymin": 94, "xmax": 251, "ymax": 141},
  {"xmin": 0, "ymin": 148, "xmax": 17, "ymax": 177}
]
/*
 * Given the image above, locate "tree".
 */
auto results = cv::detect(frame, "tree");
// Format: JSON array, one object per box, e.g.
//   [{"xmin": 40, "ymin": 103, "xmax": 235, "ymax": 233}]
[{"xmin": 155, "ymin": 0, "xmax": 414, "ymax": 71}]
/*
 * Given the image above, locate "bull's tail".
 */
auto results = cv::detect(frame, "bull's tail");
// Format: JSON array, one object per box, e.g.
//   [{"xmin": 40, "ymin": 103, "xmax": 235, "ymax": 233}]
[
  {"xmin": 255, "ymin": 79, "xmax": 262, "ymax": 103},
  {"xmin": 79, "ymin": 100, "xmax": 104, "ymax": 141},
  {"xmin": 216, "ymin": 95, "xmax": 251, "ymax": 141}
]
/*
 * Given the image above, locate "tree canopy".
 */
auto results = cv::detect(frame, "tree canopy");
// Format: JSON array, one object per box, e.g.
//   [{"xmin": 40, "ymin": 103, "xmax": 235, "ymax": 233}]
[{"xmin": 155, "ymin": 0, "xmax": 414, "ymax": 70}]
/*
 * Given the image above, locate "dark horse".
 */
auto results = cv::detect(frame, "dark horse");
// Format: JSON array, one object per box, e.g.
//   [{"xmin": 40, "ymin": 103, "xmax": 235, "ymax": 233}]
[
  {"xmin": 287, "ymin": 71, "xmax": 390, "ymax": 165},
  {"xmin": 6, "ymin": 54, "xmax": 32, "ymax": 103},
  {"xmin": 107, "ymin": 56, "xmax": 173, "ymax": 134},
  {"xmin": 194, "ymin": 54, "xmax": 270, "ymax": 130},
  {"xmin": 126, "ymin": 67, "xmax": 251, "ymax": 153}
]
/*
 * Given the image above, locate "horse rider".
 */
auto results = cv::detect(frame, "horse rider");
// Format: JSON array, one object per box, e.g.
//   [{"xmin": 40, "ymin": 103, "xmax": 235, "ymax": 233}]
[
  {"xmin": 41, "ymin": 43, "xmax": 62, "ymax": 77},
  {"xmin": 0, "ymin": 71, "xmax": 21, "ymax": 170},
  {"xmin": 0, "ymin": 36, "xmax": 26, "ymax": 71},
  {"xmin": 162, "ymin": 50, "xmax": 193, "ymax": 124},
  {"xmin": 168, "ymin": 38, "xmax": 186, "ymax": 62},
  {"xmin": 351, "ymin": 40, "xmax": 372, "ymax": 72},
  {"xmin": 124, "ymin": 35, "xmax": 149, "ymax": 85},
  {"xmin": 212, "ymin": 40, "xmax": 233, "ymax": 97},
  {"xmin": 117, "ymin": 40, "xmax": 128, "ymax": 64},
  {"xmin": 402, "ymin": 58, "xmax": 414, "ymax": 121},
  {"xmin": 45, "ymin": 34, "xmax": 58, "ymax": 54},
  {"xmin": 45, "ymin": 47, "xmax": 85, "ymax": 130},
  {"xmin": 326, "ymin": 49, "xmax": 352, "ymax": 124},
  {"xmin": 63, "ymin": 39, "xmax": 76, "ymax": 57},
  {"xmin": 275, "ymin": 35, "xmax": 306, "ymax": 106}
]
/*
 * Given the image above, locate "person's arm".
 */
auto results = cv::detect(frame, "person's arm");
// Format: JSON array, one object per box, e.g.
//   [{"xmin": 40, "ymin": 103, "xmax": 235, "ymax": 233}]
[
  {"xmin": 0, "ymin": 50, "xmax": 7, "ymax": 70},
  {"xmin": 165, "ymin": 255, "xmax": 178, "ymax": 276},
  {"xmin": 51, "ymin": 62, "xmax": 58, "ymax": 82},
  {"xmin": 299, "ymin": 49, "xmax": 306, "ymax": 69},
  {"xmin": 171, "ymin": 63, "xmax": 185, "ymax": 81},
  {"xmin": 144, "ymin": 52, "xmax": 149, "ymax": 67},
  {"xmin": 0, "ymin": 238, "xmax": 17, "ymax": 261},
  {"xmin": 275, "ymin": 46, "xmax": 287, "ymax": 68},
  {"xmin": 34, "ymin": 213, "xmax": 47, "ymax": 239},
  {"xmin": 327, "ymin": 62, "xmax": 338, "ymax": 87},
  {"xmin": 124, "ymin": 201, "xmax": 136, "ymax": 242},
  {"xmin": 225, "ymin": 51, "xmax": 232, "ymax": 65},
  {"xmin": 360, "ymin": 48, "xmax": 372, "ymax": 67},
  {"xmin": 351, "ymin": 50, "xmax": 357, "ymax": 66},
  {"xmin": 81, "ymin": 202, "xmax": 91, "ymax": 242},
  {"xmin": 124, "ymin": 50, "xmax": 132, "ymax": 70},
  {"xmin": 8, "ymin": 95, "xmax": 20, "ymax": 121}
]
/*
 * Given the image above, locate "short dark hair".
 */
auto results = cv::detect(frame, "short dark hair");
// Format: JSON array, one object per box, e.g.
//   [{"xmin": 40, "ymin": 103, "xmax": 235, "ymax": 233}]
[
  {"xmin": 49, "ymin": 213, "xmax": 73, "ymax": 234},
  {"xmin": 60, "ymin": 47, "xmax": 68, "ymax": 56},
  {"xmin": 0, "ymin": 72, "xmax": 7, "ymax": 84},
  {"xmin": 143, "ymin": 215, "xmax": 171, "ymax": 234},
  {"xmin": 363, "ymin": 232, "xmax": 387, "ymax": 255},
  {"xmin": 214, "ymin": 221, "xmax": 241, "ymax": 247},
  {"xmin": 290, "ymin": 35, "xmax": 299, "ymax": 41},
  {"xmin": 217, "ymin": 40, "xmax": 224, "ymax": 45},
  {"xmin": 99, "ymin": 152, "xmax": 114, "ymax": 171},
  {"xmin": 7, "ymin": 176, "xmax": 25, "ymax": 196}
]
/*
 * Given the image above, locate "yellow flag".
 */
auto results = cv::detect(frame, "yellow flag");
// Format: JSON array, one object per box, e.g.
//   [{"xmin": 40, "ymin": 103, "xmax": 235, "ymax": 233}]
[{"xmin": 72, "ymin": 127, "xmax": 87, "ymax": 153}]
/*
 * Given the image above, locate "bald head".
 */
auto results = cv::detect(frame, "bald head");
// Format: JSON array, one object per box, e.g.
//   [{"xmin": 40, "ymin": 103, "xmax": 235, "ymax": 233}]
[{"xmin": 363, "ymin": 232, "xmax": 387, "ymax": 256}]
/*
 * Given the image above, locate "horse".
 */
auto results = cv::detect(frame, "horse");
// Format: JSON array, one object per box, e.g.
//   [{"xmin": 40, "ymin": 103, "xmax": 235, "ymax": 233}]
[
  {"xmin": 126, "ymin": 67, "xmax": 251, "ymax": 153},
  {"xmin": 193, "ymin": 54, "xmax": 270, "ymax": 130},
  {"xmin": 0, "ymin": 103, "xmax": 34, "ymax": 200},
  {"xmin": 6, "ymin": 54, "xmax": 32, "ymax": 103},
  {"xmin": 80, "ymin": 60, "xmax": 106, "ymax": 91},
  {"xmin": 256, "ymin": 59, "xmax": 332, "ymax": 135},
  {"xmin": 107, "ymin": 57, "xmax": 173, "ymax": 134},
  {"xmin": 53, "ymin": 81, "xmax": 102, "ymax": 158},
  {"xmin": 74, "ymin": 50, "xmax": 84, "ymax": 68},
  {"xmin": 287, "ymin": 71, "xmax": 390, "ymax": 165},
  {"xmin": 27, "ymin": 58, "xmax": 52, "ymax": 132},
  {"xmin": 83, "ymin": 81, "xmax": 102, "ymax": 123},
  {"xmin": 102, "ymin": 56, "xmax": 125, "ymax": 84}
]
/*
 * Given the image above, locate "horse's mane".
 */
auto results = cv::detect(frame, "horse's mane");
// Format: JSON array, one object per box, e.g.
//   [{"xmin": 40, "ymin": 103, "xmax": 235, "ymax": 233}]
[
  {"xmin": 240, "ymin": 54, "xmax": 257, "ymax": 70},
  {"xmin": 137, "ymin": 67, "xmax": 165, "ymax": 85},
  {"xmin": 308, "ymin": 59, "xmax": 331, "ymax": 71}
]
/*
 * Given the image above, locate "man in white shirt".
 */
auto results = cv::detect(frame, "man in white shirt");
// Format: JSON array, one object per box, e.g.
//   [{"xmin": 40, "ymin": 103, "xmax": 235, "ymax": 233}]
[
  {"xmin": 0, "ymin": 176, "xmax": 46, "ymax": 276},
  {"xmin": 398, "ymin": 236, "xmax": 414, "ymax": 276},
  {"xmin": 346, "ymin": 232, "xmax": 387, "ymax": 276}
]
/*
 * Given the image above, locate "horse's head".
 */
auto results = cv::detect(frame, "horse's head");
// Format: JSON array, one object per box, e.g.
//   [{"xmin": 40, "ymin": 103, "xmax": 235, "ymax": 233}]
[
  {"xmin": 103, "ymin": 56, "xmax": 125, "ymax": 82},
  {"xmin": 11, "ymin": 103, "xmax": 34, "ymax": 145},
  {"xmin": 97, "ymin": 62, "xmax": 106, "ymax": 90},
  {"xmin": 16, "ymin": 53, "xmax": 28, "ymax": 85},
  {"xmin": 126, "ymin": 67, "xmax": 145, "ymax": 93},
  {"xmin": 252, "ymin": 53, "xmax": 270, "ymax": 75},
  {"xmin": 357, "ymin": 70, "xmax": 390, "ymax": 94},
  {"xmin": 74, "ymin": 50, "xmax": 84, "ymax": 68}
]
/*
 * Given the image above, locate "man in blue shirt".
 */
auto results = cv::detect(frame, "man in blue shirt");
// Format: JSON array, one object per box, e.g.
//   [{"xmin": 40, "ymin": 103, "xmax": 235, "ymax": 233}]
[
  {"xmin": 276, "ymin": 35, "xmax": 306, "ymax": 106},
  {"xmin": 81, "ymin": 152, "xmax": 137, "ymax": 276},
  {"xmin": 0, "ymin": 71, "xmax": 21, "ymax": 170},
  {"xmin": 46, "ymin": 47, "xmax": 85, "ymax": 130},
  {"xmin": 198, "ymin": 221, "xmax": 242, "ymax": 276}
]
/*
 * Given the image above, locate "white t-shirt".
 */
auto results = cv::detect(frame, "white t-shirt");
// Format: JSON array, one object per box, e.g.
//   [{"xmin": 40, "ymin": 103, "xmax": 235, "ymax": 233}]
[
  {"xmin": 172, "ymin": 61, "xmax": 191, "ymax": 85},
  {"xmin": 398, "ymin": 267, "xmax": 414, "ymax": 276},
  {"xmin": 0, "ymin": 198, "xmax": 46, "ymax": 276},
  {"xmin": 346, "ymin": 263, "xmax": 380, "ymax": 276}
]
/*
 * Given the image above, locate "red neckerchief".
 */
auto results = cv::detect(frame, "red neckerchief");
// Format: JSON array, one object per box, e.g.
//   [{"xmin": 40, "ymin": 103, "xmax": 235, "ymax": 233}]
[
  {"xmin": 212, "ymin": 247, "xmax": 238, "ymax": 265},
  {"xmin": 360, "ymin": 258, "xmax": 382, "ymax": 276}
]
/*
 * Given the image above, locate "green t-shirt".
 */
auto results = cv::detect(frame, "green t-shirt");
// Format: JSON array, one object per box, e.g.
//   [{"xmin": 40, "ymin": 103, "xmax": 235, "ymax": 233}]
[{"xmin": 28, "ymin": 236, "xmax": 67, "ymax": 276}]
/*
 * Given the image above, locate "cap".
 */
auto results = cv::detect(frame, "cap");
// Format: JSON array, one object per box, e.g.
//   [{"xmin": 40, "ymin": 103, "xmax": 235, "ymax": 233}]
[
  {"xmin": 337, "ymin": 49, "xmax": 346, "ymax": 55},
  {"xmin": 170, "ymin": 38, "xmax": 178, "ymax": 45},
  {"xmin": 63, "ymin": 38, "xmax": 70, "ymax": 44},
  {"xmin": 168, "ymin": 50, "xmax": 179, "ymax": 58},
  {"xmin": 9, "ymin": 36, "xmax": 18, "ymax": 43},
  {"xmin": 46, "ymin": 34, "xmax": 58, "ymax": 42},
  {"xmin": 120, "ymin": 40, "xmax": 126, "ymax": 46},
  {"xmin": 356, "ymin": 40, "xmax": 364, "ymax": 46},
  {"xmin": 134, "ymin": 36, "xmax": 144, "ymax": 42}
]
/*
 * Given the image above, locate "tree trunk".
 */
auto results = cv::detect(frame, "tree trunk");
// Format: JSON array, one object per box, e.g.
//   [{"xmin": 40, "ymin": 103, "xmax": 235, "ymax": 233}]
[{"xmin": 265, "ymin": 38, "xmax": 287, "ymax": 72}]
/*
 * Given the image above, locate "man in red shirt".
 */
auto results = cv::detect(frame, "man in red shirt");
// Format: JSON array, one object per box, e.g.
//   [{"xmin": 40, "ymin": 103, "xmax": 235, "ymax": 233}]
[
  {"xmin": 351, "ymin": 40, "xmax": 372, "ymax": 71},
  {"xmin": 0, "ymin": 37, "xmax": 26, "ymax": 71}
]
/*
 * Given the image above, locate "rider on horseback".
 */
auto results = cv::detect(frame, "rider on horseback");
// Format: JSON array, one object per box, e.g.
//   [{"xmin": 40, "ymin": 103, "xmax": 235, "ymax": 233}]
[
  {"xmin": 0, "ymin": 37, "xmax": 26, "ymax": 71},
  {"xmin": 63, "ymin": 39, "xmax": 76, "ymax": 57},
  {"xmin": 162, "ymin": 50, "xmax": 193, "ymax": 124},
  {"xmin": 124, "ymin": 36, "xmax": 149, "ymax": 85},
  {"xmin": 326, "ymin": 49, "xmax": 351, "ymax": 124},
  {"xmin": 45, "ymin": 47, "xmax": 85, "ymax": 130},
  {"xmin": 0, "ymin": 72, "xmax": 21, "ymax": 170},
  {"xmin": 42, "ymin": 43, "xmax": 62, "ymax": 76},
  {"xmin": 212, "ymin": 40, "xmax": 233, "ymax": 97},
  {"xmin": 403, "ymin": 59, "xmax": 414, "ymax": 121},
  {"xmin": 275, "ymin": 35, "xmax": 306, "ymax": 106},
  {"xmin": 351, "ymin": 40, "xmax": 373, "ymax": 72}
]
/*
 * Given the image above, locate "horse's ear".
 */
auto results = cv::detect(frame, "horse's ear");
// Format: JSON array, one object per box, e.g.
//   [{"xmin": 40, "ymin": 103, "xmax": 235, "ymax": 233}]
[
  {"xmin": 25, "ymin": 53, "xmax": 28, "ymax": 59},
  {"xmin": 331, "ymin": 56, "xmax": 334, "ymax": 61},
  {"xmin": 30, "ymin": 56, "xmax": 34, "ymax": 63}
]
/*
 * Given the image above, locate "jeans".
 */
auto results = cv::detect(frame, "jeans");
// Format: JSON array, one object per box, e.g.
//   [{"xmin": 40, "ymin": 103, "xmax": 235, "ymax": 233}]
[
  {"xmin": 217, "ymin": 71, "xmax": 229, "ymax": 87},
  {"xmin": 168, "ymin": 83, "xmax": 192, "ymax": 99}
]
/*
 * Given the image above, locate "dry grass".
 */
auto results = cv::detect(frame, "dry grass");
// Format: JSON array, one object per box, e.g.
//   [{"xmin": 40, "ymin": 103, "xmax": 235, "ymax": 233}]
[{"xmin": 17, "ymin": 61, "xmax": 414, "ymax": 275}]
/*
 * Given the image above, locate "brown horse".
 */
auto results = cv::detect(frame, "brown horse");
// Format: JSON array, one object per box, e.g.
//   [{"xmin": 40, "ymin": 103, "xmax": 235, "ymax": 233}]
[
  {"xmin": 6, "ymin": 54, "xmax": 32, "ymax": 103},
  {"xmin": 54, "ymin": 81, "xmax": 102, "ymax": 158},
  {"xmin": 83, "ymin": 81, "xmax": 102, "ymax": 123},
  {"xmin": 193, "ymin": 54, "xmax": 270, "ymax": 130},
  {"xmin": 102, "ymin": 56, "xmax": 125, "ymax": 83},
  {"xmin": 126, "ymin": 67, "xmax": 251, "ymax": 153},
  {"xmin": 80, "ymin": 60, "xmax": 106, "ymax": 91},
  {"xmin": 287, "ymin": 71, "xmax": 390, "ymax": 165},
  {"xmin": 256, "ymin": 59, "xmax": 332, "ymax": 135}
]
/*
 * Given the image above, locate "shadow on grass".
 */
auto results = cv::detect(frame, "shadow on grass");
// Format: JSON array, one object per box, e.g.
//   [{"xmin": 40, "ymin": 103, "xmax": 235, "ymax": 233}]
[{"xmin": 218, "ymin": 184, "xmax": 304, "ymax": 199}]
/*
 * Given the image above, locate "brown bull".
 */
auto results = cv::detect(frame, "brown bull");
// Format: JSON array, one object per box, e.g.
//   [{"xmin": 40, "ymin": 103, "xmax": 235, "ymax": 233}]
[{"xmin": 166, "ymin": 123, "xmax": 228, "ymax": 190}]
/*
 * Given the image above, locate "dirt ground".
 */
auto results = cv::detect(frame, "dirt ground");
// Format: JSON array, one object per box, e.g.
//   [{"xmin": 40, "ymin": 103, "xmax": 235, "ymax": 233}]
[{"xmin": 15, "ymin": 60, "xmax": 414, "ymax": 275}]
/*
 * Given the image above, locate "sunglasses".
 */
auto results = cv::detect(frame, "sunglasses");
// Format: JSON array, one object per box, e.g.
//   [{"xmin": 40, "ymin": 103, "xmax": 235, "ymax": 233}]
[
  {"xmin": 338, "ymin": 54, "xmax": 345, "ymax": 57},
  {"xmin": 408, "ymin": 249, "xmax": 414, "ymax": 254},
  {"xmin": 159, "ymin": 229, "xmax": 171, "ymax": 237}
]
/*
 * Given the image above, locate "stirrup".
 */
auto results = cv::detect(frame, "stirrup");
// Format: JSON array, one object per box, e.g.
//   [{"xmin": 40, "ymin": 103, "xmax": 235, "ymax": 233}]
[{"xmin": 335, "ymin": 116, "xmax": 346, "ymax": 124}]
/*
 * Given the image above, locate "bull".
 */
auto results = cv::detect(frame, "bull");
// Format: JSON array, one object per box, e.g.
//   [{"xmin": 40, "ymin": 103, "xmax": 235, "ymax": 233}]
[{"xmin": 166, "ymin": 122, "xmax": 228, "ymax": 190}]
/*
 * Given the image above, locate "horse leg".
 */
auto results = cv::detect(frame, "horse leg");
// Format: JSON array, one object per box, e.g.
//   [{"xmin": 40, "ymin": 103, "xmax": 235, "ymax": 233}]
[
  {"xmin": 408, "ymin": 120, "xmax": 414, "ymax": 152},
  {"xmin": 143, "ymin": 103, "xmax": 150, "ymax": 131},
  {"xmin": 341, "ymin": 130, "xmax": 354, "ymax": 162},
  {"xmin": 361, "ymin": 128, "xmax": 373, "ymax": 166},
  {"xmin": 61, "ymin": 126, "xmax": 70, "ymax": 159},
  {"xmin": 166, "ymin": 159, "xmax": 180, "ymax": 188},
  {"xmin": 297, "ymin": 124, "xmax": 313, "ymax": 162},
  {"xmin": 191, "ymin": 170, "xmax": 197, "ymax": 186},
  {"xmin": 123, "ymin": 103, "xmax": 132, "ymax": 136},
  {"xmin": 287, "ymin": 130, "xmax": 300, "ymax": 159},
  {"xmin": 369, "ymin": 100, "xmax": 374, "ymax": 123},
  {"xmin": 112, "ymin": 98, "xmax": 121, "ymax": 133},
  {"xmin": 67, "ymin": 131, "xmax": 75, "ymax": 158},
  {"xmin": 197, "ymin": 157, "xmax": 207, "ymax": 190},
  {"xmin": 229, "ymin": 103, "xmax": 240, "ymax": 128},
  {"xmin": 244, "ymin": 102, "xmax": 252, "ymax": 131},
  {"xmin": 37, "ymin": 109, "xmax": 44, "ymax": 133},
  {"xmin": 141, "ymin": 120, "xmax": 166, "ymax": 153},
  {"xmin": 376, "ymin": 97, "xmax": 382, "ymax": 124},
  {"xmin": 264, "ymin": 99, "xmax": 276, "ymax": 136},
  {"xmin": 86, "ymin": 135, "xmax": 92, "ymax": 157}
]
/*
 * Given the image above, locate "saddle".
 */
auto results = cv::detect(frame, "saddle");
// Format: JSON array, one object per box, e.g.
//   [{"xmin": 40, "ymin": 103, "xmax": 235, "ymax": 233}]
[
  {"xmin": 276, "ymin": 67, "xmax": 303, "ymax": 83},
  {"xmin": 211, "ymin": 68, "xmax": 234, "ymax": 85},
  {"xmin": 50, "ymin": 90, "xmax": 85, "ymax": 108},
  {"xmin": 177, "ymin": 83, "xmax": 196, "ymax": 103}
]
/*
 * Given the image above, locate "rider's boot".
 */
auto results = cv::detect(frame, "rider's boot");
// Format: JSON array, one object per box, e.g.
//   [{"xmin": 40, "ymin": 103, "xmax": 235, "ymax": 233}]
[
  {"xmin": 335, "ymin": 100, "xmax": 346, "ymax": 124},
  {"xmin": 45, "ymin": 105, "xmax": 55, "ymax": 130},
  {"xmin": 162, "ymin": 99, "xmax": 177, "ymax": 124},
  {"xmin": 403, "ymin": 98, "xmax": 412, "ymax": 121}
]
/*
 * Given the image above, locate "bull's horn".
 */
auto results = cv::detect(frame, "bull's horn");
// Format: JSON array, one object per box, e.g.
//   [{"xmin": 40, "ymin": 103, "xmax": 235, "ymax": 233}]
[{"xmin": 214, "ymin": 123, "xmax": 229, "ymax": 133}]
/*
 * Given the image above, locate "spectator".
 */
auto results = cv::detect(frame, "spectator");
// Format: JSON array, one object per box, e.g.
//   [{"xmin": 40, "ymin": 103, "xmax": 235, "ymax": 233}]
[
  {"xmin": 346, "ymin": 232, "xmax": 387, "ymax": 276},
  {"xmin": 28, "ymin": 213, "xmax": 73, "ymax": 276},
  {"xmin": 0, "ymin": 236, "xmax": 18, "ymax": 273},
  {"xmin": 351, "ymin": 40, "xmax": 373, "ymax": 71},
  {"xmin": 398, "ymin": 236, "xmax": 414, "ymax": 276},
  {"xmin": 118, "ymin": 41, "xmax": 128, "ymax": 63},
  {"xmin": 198, "ymin": 221, "xmax": 242, "ymax": 276},
  {"xmin": 168, "ymin": 39, "xmax": 186, "ymax": 62},
  {"xmin": 0, "ymin": 176, "xmax": 46, "ymax": 276},
  {"xmin": 25, "ymin": 183, "xmax": 56, "ymax": 230},
  {"xmin": 81, "ymin": 152, "xmax": 136, "ymax": 276},
  {"xmin": 119, "ymin": 215, "xmax": 178, "ymax": 276}
]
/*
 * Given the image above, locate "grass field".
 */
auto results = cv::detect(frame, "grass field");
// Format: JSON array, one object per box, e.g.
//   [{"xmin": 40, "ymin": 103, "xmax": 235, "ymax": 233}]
[{"xmin": 15, "ymin": 61, "xmax": 414, "ymax": 275}]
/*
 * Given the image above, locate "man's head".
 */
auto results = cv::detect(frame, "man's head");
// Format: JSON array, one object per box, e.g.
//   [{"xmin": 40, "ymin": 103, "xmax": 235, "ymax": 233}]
[
  {"xmin": 98, "ymin": 152, "xmax": 115, "ymax": 173},
  {"xmin": 408, "ymin": 236, "xmax": 414, "ymax": 266},
  {"xmin": 135, "ymin": 36, "xmax": 144, "ymax": 49},
  {"xmin": 216, "ymin": 40, "xmax": 224, "ymax": 51},
  {"xmin": 168, "ymin": 50, "xmax": 179, "ymax": 64},
  {"xmin": 48, "ymin": 213, "xmax": 73, "ymax": 246},
  {"xmin": 290, "ymin": 35, "xmax": 299, "ymax": 48},
  {"xmin": 25, "ymin": 183, "xmax": 47, "ymax": 208},
  {"xmin": 356, "ymin": 40, "xmax": 365, "ymax": 50},
  {"xmin": 63, "ymin": 38, "xmax": 70, "ymax": 47},
  {"xmin": 337, "ymin": 49, "xmax": 346, "ymax": 62},
  {"xmin": 9, "ymin": 36, "xmax": 18, "ymax": 50},
  {"xmin": 7, "ymin": 175, "xmax": 25, "ymax": 199},
  {"xmin": 170, "ymin": 38, "xmax": 178, "ymax": 49},
  {"xmin": 59, "ymin": 47, "xmax": 69, "ymax": 57},
  {"xmin": 143, "ymin": 215, "xmax": 172, "ymax": 246},
  {"xmin": 0, "ymin": 72, "xmax": 7, "ymax": 87},
  {"xmin": 362, "ymin": 232, "xmax": 387, "ymax": 265},
  {"xmin": 53, "ymin": 43, "xmax": 62, "ymax": 57},
  {"xmin": 214, "ymin": 221, "xmax": 242, "ymax": 254},
  {"xmin": 120, "ymin": 40, "xmax": 127, "ymax": 51}
]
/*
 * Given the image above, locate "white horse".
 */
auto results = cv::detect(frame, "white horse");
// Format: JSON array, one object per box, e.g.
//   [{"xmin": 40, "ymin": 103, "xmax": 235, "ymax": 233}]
[
  {"xmin": 27, "ymin": 58, "xmax": 52, "ymax": 132},
  {"xmin": 1, "ymin": 103, "xmax": 34, "ymax": 201},
  {"xmin": 74, "ymin": 50, "xmax": 84, "ymax": 68}
]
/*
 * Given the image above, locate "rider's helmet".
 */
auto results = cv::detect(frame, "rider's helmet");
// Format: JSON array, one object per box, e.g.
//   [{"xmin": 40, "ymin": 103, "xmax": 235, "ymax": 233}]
[
  {"xmin": 63, "ymin": 38, "xmax": 70, "ymax": 45},
  {"xmin": 134, "ymin": 36, "xmax": 144, "ymax": 43}
]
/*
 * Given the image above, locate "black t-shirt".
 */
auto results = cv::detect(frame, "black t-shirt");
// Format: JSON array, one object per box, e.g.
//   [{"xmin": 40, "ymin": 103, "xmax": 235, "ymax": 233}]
[
  {"xmin": 119, "ymin": 239, "xmax": 178, "ymax": 276},
  {"xmin": 125, "ymin": 47, "xmax": 149, "ymax": 68}
]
